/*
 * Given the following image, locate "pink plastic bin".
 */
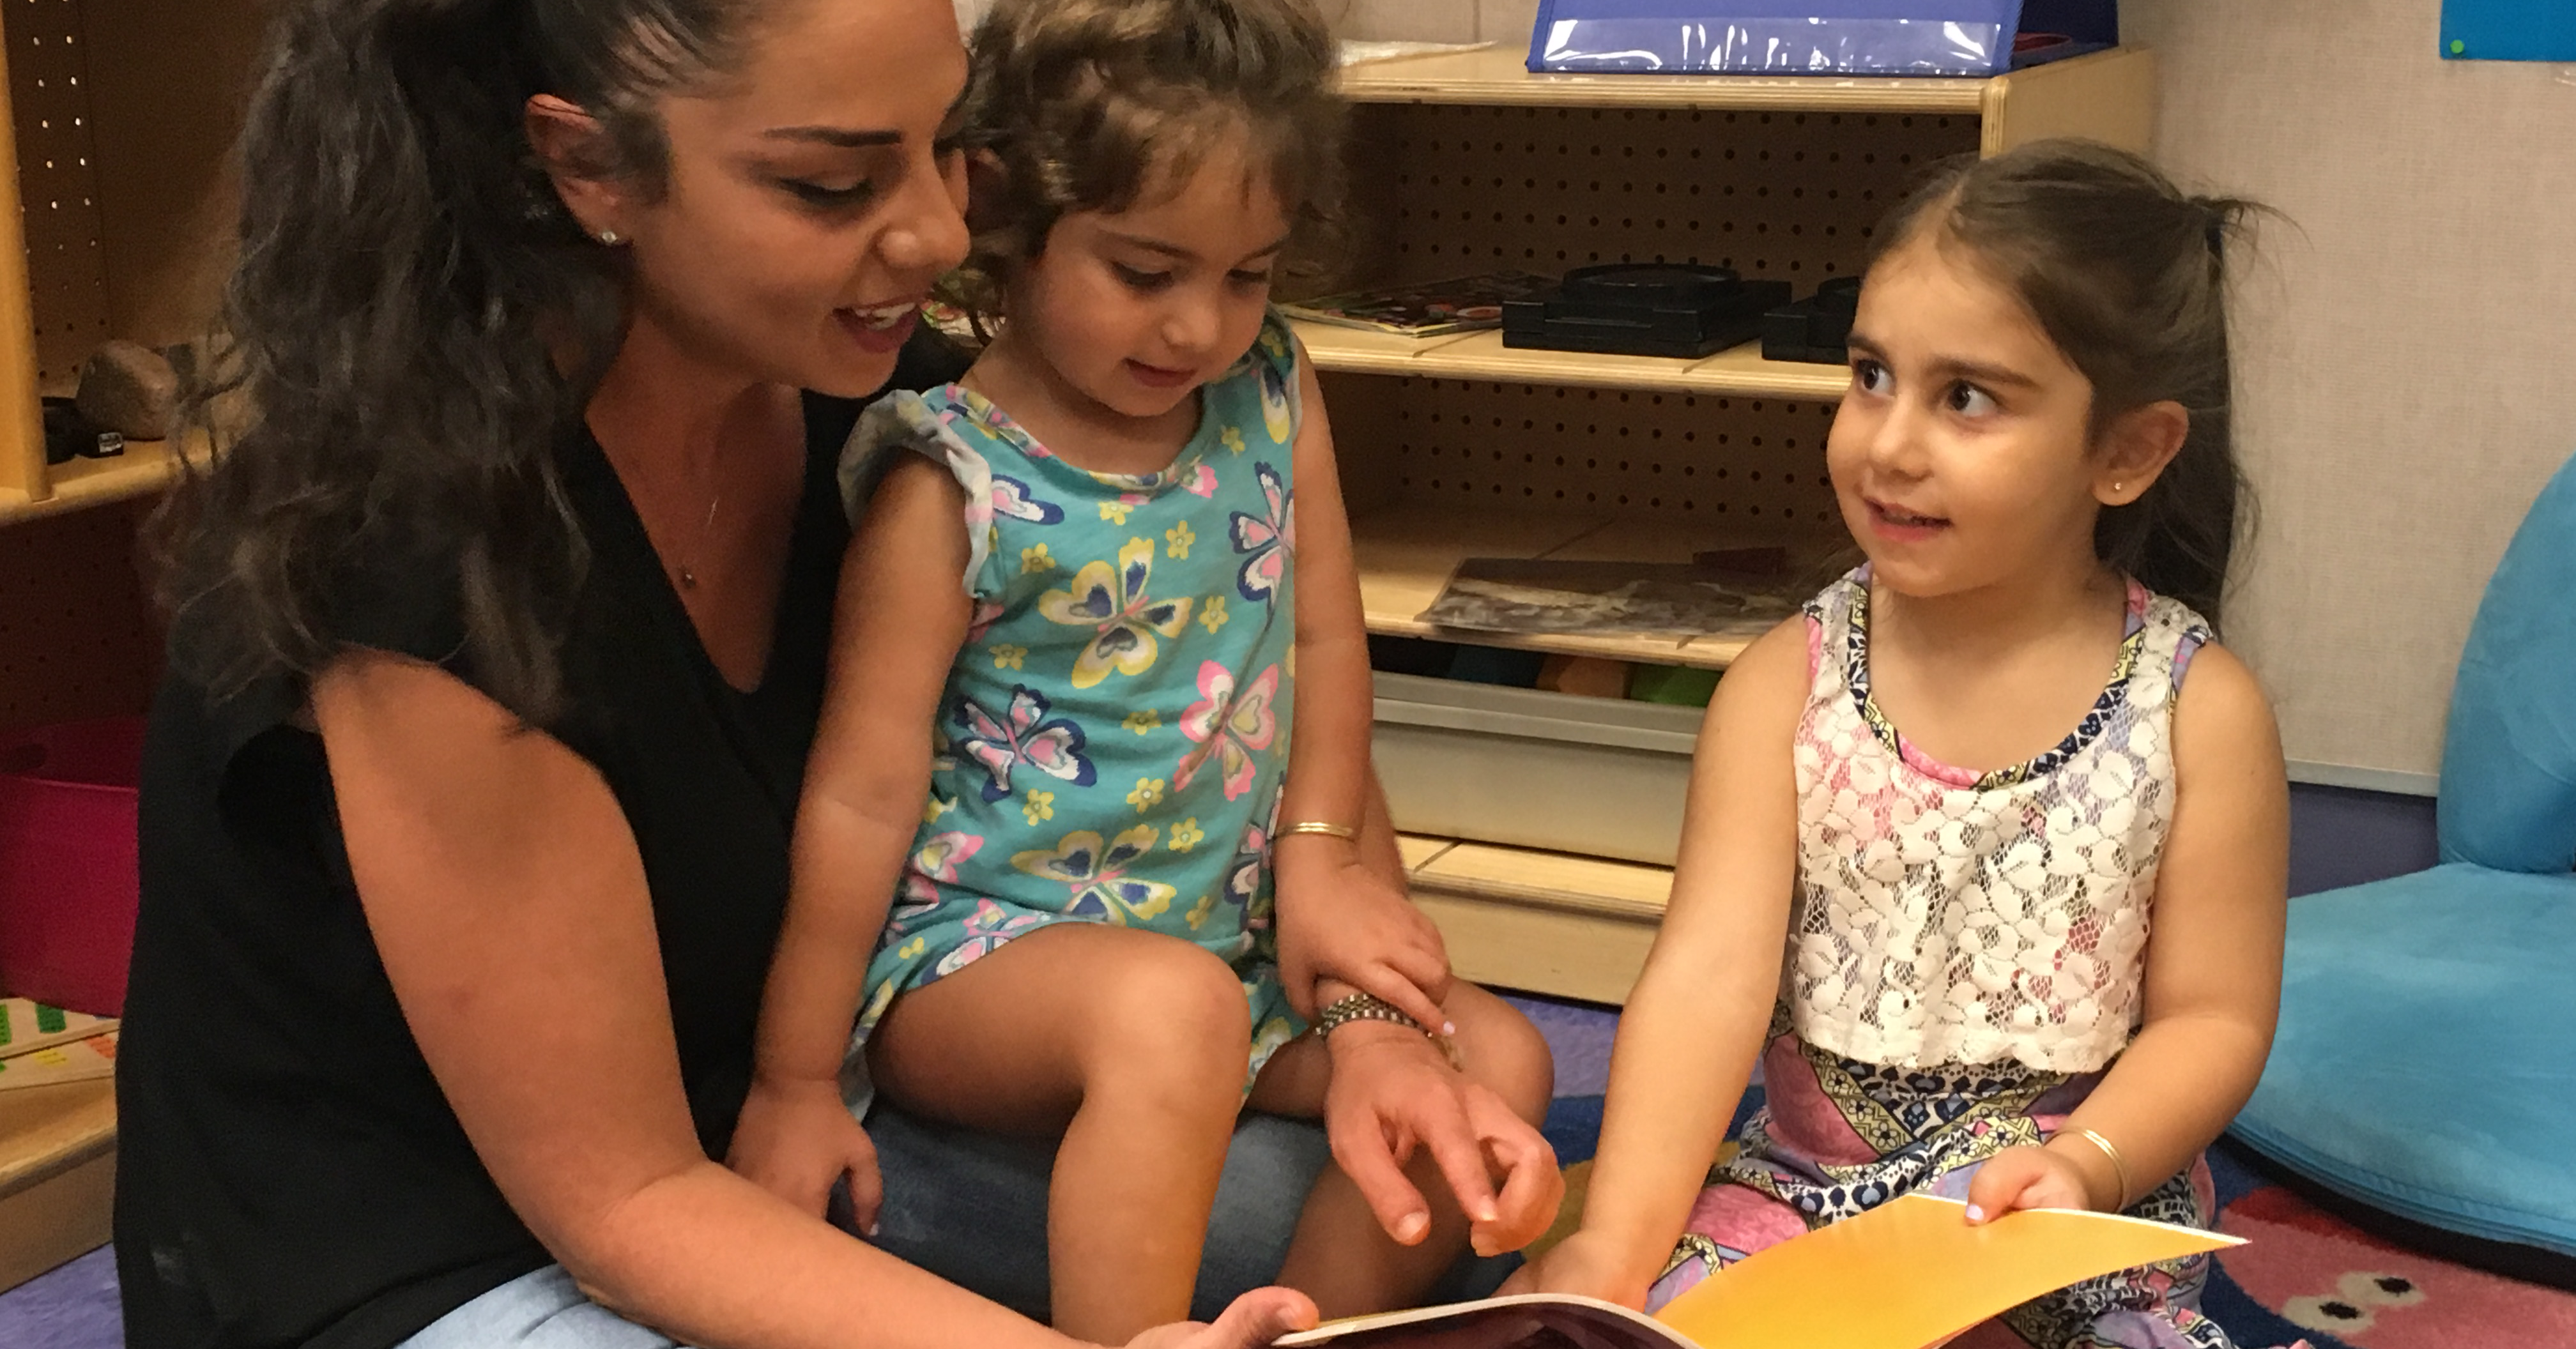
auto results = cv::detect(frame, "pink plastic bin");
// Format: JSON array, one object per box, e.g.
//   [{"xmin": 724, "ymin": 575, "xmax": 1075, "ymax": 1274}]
[{"xmin": 0, "ymin": 717, "xmax": 144, "ymax": 1017}]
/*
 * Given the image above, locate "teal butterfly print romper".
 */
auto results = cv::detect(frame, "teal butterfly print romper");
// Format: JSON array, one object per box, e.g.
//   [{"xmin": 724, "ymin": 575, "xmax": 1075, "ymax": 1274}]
[{"xmin": 838, "ymin": 312, "xmax": 1309, "ymax": 1088}]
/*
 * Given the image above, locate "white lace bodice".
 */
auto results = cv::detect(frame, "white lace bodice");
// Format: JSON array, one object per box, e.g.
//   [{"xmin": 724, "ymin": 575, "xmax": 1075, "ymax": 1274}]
[{"xmin": 1785, "ymin": 570, "xmax": 2211, "ymax": 1073}]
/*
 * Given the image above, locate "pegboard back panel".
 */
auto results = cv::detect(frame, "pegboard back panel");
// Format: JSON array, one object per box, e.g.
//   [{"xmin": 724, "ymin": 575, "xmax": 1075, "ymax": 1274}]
[
  {"xmin": 82, "ymin": 0, "xmax": 258, "ymax": 346},
  {"xmin": 1339, "ymin": 102, "xmax": 1981, "ymax": 290},
  {"xmin": 1326, "ymin": 370, "xmax": 1844, "ymax": 535},
  {"xmin": 0, "ymin": 496, "xmax": 161, "ymax": 736},
  {"xmin": 7, "ymin": 0, "xmax": 111, "ymax": 392}
]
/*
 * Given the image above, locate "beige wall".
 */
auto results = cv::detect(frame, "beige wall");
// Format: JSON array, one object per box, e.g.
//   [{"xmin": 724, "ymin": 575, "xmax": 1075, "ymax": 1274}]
[{"xmin": 2133, "ymin": 0, "xmax": 2576, "ymax": 789}]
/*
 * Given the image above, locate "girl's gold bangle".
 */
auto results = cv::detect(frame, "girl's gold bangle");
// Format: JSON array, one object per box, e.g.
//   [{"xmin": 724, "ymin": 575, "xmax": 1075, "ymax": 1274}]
[{"xmin": 2068, "ymin": 1127, "xmax": 2133, "ymax": 1209}]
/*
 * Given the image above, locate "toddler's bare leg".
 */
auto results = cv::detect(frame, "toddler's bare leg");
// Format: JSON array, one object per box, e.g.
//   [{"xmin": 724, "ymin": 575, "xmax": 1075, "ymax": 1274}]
[
  {"xmin": 870, "ymin": 924, "xmax": 1254, "ymax": 1342},
  {"xmin": 1250, "ymin": 982, "xmax": 1555, "ymax": 1318}
]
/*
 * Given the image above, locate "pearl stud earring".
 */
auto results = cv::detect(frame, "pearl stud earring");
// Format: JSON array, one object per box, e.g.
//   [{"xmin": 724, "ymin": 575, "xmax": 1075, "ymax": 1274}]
[{"xmin": 597, "ymin": 229, "xmax": 622, "ymax": 246}]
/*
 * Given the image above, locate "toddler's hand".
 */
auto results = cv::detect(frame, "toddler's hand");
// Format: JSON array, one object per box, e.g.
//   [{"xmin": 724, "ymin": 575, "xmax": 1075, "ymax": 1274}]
[
  {"xmin": 1273, "ymin": 844, "xmax": 1452, "ymax": 1028},
  {"xmin": 1964, "ymin": 1142, "xmax": 2106, "ymax": 1223},
  {"xmin": 1119, "ymin": 1287, "xmax": 1317, "ymax": 1349},
  {"xmin": 1499, "ymin": 1231, "xmax": 1653, "ymax": 1311},
  {"xmin": 726, "ymin": 1073, "xmax": 883, "ymax": 1234}
]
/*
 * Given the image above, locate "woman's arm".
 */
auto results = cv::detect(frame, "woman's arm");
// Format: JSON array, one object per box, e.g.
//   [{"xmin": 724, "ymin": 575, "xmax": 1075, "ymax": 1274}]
[
  {"xmin": 1270, "ymin": 350, "xmax": 1452, "ymax": 1032},
  {"xmin": 731, "ymin": 455, "xmax": 976, "ymax": 1222},
  {"xmin": 1970, "ymin": 643, "xmax": 2290, "ymax": 1218},
  {"xmin": 1518, "ymin": 616, "xmax": 1810, "ymax": 1307},
  {"xmin": 316, "ymin": 650, "xmax": 1068, "ymax": 1349}
]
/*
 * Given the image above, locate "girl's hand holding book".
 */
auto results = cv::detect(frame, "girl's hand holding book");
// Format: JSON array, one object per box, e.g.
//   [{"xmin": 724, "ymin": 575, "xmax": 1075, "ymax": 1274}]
[
  {"xmin": 1965, "ymin": 1141, "xmax": 2117, "ymax": 1223},
  {"xmin": 1119, "ymin": 1286, "xmax": 1319, "ymax": 1349},
  {"xmin": 1500, "ymin": 1228, "xmax": 1658, "ymax": 1311}
]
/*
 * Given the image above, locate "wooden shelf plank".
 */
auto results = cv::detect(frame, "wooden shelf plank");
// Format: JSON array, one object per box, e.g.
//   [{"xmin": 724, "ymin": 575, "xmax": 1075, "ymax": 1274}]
[
  {"xmin": 0, "ymin": 432, "xmax": 198, "ymax": 528},
  {"xmin": 1415, "ymin": 841, "xmax": 1672, "ymax": 922},
  {"xmin": 1341, "ymin": 43, "xmax": 1991, "ymax": 114},
  {"xmin": 0, "ymin": 1076, "xmax": 115, "ymax": 1200},
  {"xmin": 1351, "ymin": 505, "xmax": 1782, "ymax": 671},
  {"xmin": 1351, "ymin": 502, "xmax": 1606, "ymax": 627},
  {"xmin": 1981, "ymin": 47, "xmax": 2159, "ymax": 156},
  {"xmin": 1406, "ymin": 839, "xmax": 1673, "ymax": 1003},
  {"xmin": 1397, "ymin": 834, "xmax": 1459, "ymax": 871},
  {"xmin": 1296, "ymin": 322, "xmax": 1850, "ymax": 401},
  {"xmin": 0, "ymin": 1077, "xmax": 116, "ymax": 1293}
]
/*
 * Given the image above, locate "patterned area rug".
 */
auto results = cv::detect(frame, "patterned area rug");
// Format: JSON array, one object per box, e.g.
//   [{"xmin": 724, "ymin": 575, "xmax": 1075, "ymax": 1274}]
[{"xmin": 1506, "ymin": 995, "xmax": 2576, "ymax": 1349}]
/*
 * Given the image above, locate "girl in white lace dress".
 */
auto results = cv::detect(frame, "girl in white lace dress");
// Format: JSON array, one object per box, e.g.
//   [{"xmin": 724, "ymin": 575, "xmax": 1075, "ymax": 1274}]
[{"xmin": 1515, "ymin": 141, "xmax": 2301, "ymax": 1349}]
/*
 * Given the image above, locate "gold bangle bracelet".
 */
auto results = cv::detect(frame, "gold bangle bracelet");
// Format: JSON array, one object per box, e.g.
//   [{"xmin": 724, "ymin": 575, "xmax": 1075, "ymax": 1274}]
[
  {"xmin": 1280, "ymin": 820, "xmax": 1358, "ymax": 840},
  {"xmin": 2069, "ymin": 1127, "xmax": 2133, "ymax": 1209}
]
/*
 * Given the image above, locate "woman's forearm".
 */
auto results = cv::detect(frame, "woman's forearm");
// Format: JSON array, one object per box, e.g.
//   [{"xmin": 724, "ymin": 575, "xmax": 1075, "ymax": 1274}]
[{"xmin": 576, "ymin": 1159, "xmax": 1082, "ymax": 1349}]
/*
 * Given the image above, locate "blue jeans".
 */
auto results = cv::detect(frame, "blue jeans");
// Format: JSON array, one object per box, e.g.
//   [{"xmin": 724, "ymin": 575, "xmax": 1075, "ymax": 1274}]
[{"xmin": 401, "ymin": 1106, "xmax": 1511, "ymax": 1345}]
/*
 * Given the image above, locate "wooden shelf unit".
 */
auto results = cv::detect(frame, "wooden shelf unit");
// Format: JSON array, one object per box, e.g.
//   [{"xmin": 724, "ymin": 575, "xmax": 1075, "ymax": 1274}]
[
  {"xmin": 1, "ymin": 432, "xmax": 202, "ymax": 528},
  {"xmin": 1400, "ymin": 834, "xmax": 1671, "ymax": 1006},
  {"xmin": 1331, "ymin": 45, "xmax": 2157, "ymax": 1003},
  {"xmin": 1352, "ymin": 504, "xmax": 1773, "ymax": 670},
  {"xmin": 1296, "ymin": 321, "xmax": 1851, "ymax": 399},
  {"xmin": 0, "ymin": 1, "xmax": 258, "ymax": 1284},
  {"xmin": 0, "ymin": 1, "xmax": 249, "ymax": 526},
  {"xmin": 0, "ymin": 1077, "xmax": 116, "ymax": 1293}
]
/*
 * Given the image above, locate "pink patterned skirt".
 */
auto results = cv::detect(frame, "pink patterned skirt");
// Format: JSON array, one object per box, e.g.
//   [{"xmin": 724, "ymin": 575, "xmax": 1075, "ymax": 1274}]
[{"xmin": 1645, "ymin": 1016, "xmax": 2302, "ymax": 1349}]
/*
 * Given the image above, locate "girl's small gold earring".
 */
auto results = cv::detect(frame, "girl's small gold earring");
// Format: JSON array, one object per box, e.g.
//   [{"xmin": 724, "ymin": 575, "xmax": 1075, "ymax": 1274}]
[{"xmin": 598, "ymin": 229, "xmax": 622, "ymax": 246}]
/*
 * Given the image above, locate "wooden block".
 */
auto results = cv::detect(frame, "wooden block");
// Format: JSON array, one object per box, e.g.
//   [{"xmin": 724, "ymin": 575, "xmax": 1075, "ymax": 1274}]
[
  {"xmin": 0, "ymin": 1145, "xmax": 112, "ymax": 1292},
  {"xmin": 0, "ymin": 1076, "xmax": 116, "ymax": 1293}
]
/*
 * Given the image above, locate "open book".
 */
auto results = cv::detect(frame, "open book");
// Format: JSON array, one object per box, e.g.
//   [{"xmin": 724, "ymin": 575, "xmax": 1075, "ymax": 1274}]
[{"xmin": 1276, "ymin": 1195, "xmax": 2241, "ymax": 1349}]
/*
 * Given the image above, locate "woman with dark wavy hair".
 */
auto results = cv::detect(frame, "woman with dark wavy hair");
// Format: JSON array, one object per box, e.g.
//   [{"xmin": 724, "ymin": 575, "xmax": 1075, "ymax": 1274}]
[{"xmin": 114, "ymin": 1, "xmax": 1347, "ymax": 1345}]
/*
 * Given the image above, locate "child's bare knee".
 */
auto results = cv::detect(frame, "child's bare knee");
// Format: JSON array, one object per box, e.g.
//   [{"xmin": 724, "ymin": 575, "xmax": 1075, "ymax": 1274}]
[
  {"xmin": 1446, "ymin": 986, "xmax": 1556, "ymax": 1123},
  {"xmin": 1083, "ymin": 938, "xmax": 1254, "ymax": 1087}
]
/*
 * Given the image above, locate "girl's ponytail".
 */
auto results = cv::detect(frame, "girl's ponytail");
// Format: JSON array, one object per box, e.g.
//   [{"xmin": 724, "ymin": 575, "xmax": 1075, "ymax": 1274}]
[{"xmin": 156, "ymin": 0, "xmax": 755, "ymax": 720}]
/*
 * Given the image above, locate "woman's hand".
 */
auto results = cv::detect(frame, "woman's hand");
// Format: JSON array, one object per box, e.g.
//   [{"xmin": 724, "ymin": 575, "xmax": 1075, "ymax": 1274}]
[
  {"xmin": 1498, "ymin": 1230, "xmax": 1655, "ymax": 1310},
  {"xmin": 726, "ymin": 1074, "xmax": 883, "ymax": 1235},
  {"xmin": 1965, "ymin": 1141, "xmax": 2111, "ymax": 1223},
  {"xmin": 1273, "ymin": 839, "xmax": 1453, "ymax": 1029},
  {"xmin": 1323, "ymin": 1021, "xmax": 1561, "ymax": 1258},
  {"xmin": 1119, "ymin": 1287, "xmax": 1318, "ymax": 1349}
]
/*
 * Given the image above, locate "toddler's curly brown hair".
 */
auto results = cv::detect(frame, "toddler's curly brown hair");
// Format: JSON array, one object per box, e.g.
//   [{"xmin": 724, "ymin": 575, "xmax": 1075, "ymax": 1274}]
[{"xmin": 949, "ymin": 0, "xmax": 1347, "ymax": 325}]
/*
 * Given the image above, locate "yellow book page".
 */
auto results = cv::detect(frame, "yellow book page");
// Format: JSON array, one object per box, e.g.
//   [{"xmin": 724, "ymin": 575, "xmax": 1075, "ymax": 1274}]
[{"xmin": 1655, "ymin": 1194, "xmax": 2241, "ymax": 1349}]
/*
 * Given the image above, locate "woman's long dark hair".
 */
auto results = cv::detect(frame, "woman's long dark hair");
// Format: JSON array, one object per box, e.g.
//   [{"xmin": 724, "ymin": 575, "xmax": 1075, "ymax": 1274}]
[
  {"xmin": 1872, "ymin": 140, "xmax": 2264, "ymax": 631},
  {"xmin": 153, "ymin": 0, "xmax": 762, "ymax": 720}
]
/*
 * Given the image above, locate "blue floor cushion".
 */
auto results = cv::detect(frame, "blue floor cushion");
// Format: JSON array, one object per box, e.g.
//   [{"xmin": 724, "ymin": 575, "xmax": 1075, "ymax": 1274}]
[{"xmin": 2231, "ymin": 864, "xmax": 2576, "ymax": 1256}]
